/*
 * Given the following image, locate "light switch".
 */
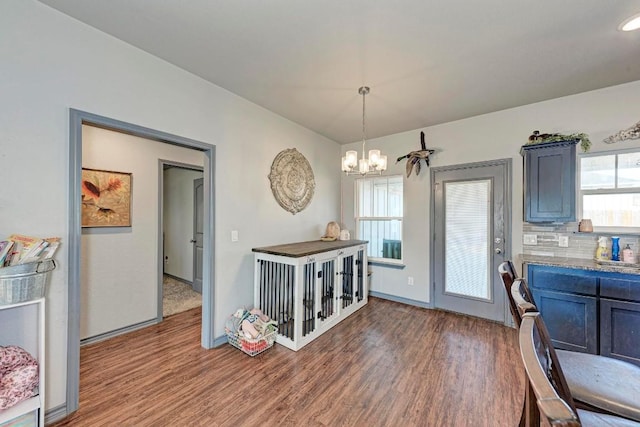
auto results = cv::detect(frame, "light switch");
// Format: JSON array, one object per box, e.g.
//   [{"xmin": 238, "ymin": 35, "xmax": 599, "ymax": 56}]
[
  {"xmin": 523, "ymin": 234, "xmax": 538, "ymax": 245},
  {"xmin": 231, "ymin": 230, "xmax": 238, "ymax": 242}
]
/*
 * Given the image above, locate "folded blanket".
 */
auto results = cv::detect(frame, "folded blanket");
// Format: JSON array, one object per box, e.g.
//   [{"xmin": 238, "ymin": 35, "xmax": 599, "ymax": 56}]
[{"xmin": 0, "ymin": 345, "xmax": 39, "ymax": 410}]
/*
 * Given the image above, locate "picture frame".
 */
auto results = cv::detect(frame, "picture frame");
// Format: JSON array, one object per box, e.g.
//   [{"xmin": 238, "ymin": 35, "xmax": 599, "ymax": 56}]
[{"xmin": 81, "ymin": 168, "xmax": 132, "ymax": 227}]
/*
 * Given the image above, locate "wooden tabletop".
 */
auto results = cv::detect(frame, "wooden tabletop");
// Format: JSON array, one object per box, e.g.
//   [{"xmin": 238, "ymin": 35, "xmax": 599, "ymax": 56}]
[{"xmin": 252, "ymin": 239, "xmax": 368, "ymax": 258}]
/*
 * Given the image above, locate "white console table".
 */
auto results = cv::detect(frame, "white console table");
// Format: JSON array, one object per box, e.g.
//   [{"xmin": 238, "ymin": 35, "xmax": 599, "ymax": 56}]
[{"xmin": 252, "ymin": 240, "xmax": 368, "ymax": 351}]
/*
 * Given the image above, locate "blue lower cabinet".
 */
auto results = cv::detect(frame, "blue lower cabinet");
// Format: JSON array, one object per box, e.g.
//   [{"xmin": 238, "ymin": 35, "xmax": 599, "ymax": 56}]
[
  {"xmin": 534, "ymin": 288, "xmax": 597, "ymax": 353},
  {"xmin": 600, "ymin": 299, "xmax": 640, "ymax": 366},
  {"xmin": 528, "ymin": 264, "xmax": 640, "ymax": 366}
]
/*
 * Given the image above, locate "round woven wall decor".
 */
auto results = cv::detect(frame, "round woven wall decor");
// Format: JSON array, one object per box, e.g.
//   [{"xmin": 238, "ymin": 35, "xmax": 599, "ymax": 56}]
[{"xmin": 268, "ymin": 148, "xmax": 315, "ymax": 215}]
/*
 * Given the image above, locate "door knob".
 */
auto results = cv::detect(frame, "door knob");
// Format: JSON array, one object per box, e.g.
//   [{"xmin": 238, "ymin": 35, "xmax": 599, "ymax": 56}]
[
  {"xmin": 495, "ymin": 248, "xmax": 502, "ymax": 254},
  {"xmin": 190, "ymin": 239, "xmax": 196, "ymax": 243}
]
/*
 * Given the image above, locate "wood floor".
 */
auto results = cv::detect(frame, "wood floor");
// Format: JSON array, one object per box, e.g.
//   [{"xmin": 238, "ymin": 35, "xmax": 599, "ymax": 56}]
[{"xmin": 50, "ymin": 297, "xmax": 524, "ymax": 427}]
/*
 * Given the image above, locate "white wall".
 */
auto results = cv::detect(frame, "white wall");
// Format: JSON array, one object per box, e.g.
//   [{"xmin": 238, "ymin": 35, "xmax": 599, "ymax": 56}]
[
  {"xmin": 163, "ymin": 167, "xmax": 204, "ymax": 282},
  {"xmin": 80, "ymin": 126, "xmax": 204, "ymax": 339},
  {"xmin": 342, "ymin": 80, "xmax": 640, "ymax": 305},
  {"xmin": 0, "ymin": 1, "xmax": 340, "ymax": 411}
]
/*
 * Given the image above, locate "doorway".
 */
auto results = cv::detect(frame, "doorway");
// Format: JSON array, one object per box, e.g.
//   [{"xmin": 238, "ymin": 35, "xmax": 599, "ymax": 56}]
[
  {"xmin": 68, "ymin": 109, "xmax": 216, "ymax": 414},
  {"xmin": 161, "ymin": 165, "xmax": 204, "ymax": 318},
  {"xmin": 431, "ymin": 159, "xmax": 511, "ymax": 322}
]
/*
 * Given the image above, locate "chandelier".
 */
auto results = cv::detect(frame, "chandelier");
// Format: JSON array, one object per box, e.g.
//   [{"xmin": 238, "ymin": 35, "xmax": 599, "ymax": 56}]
[{"xmin": 342, "ymin": 86, "xmax": 387, "ymax": 175}]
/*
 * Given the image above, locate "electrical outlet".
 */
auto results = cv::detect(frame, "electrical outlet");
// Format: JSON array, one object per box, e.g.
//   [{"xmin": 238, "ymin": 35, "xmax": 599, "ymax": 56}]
[
  {"xmin": 408, "ymin": 276, "xmax": 414, "ymax": 286},
  {"xmin": 523, "ymin": 234, "xmax": 538, "ymax": 245},
  {"xmin": 559, "ymin": 235, "xmax": 569, "ymax": 248}
]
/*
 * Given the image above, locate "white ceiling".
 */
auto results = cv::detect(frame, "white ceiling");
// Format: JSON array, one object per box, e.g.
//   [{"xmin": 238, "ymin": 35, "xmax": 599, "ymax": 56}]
[{"xmin": 38, "ymin": 0, "xmax": 640, "ymax": 144}]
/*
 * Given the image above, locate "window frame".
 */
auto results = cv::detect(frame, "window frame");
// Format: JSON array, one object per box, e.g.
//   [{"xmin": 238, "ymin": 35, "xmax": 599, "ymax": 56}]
[
  {"xmin": 354, "ymin": 174, "xmax": 404, "ymax": 265},
  {"xmin": 578, "ymin": 147, "xmax": 640, "ymax": 234}
]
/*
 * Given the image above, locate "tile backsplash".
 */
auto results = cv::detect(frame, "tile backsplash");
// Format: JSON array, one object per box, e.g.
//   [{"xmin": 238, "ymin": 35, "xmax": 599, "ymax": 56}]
[{"xmin": 522, "ymin": 222, "xmax": 640, "ymax": 261}]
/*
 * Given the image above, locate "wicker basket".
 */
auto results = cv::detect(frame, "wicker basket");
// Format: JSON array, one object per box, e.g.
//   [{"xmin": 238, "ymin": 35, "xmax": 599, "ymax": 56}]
[
  {"xmin": 0, "ymin": 259, "xmax": 56, "ymax": 306},
  {"xmin": 227, "ymin": 329, "xmax": 277, "ymax": 357}
]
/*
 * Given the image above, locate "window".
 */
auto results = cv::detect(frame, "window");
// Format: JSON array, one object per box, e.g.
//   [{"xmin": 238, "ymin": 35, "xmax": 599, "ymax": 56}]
[
  {"xmin": 580, "ymin": 149, "xmax": 640, "ymax": 231},
  {"xmin": 355, "ymin": 175, "xmax": 403, "ymax": 262}
]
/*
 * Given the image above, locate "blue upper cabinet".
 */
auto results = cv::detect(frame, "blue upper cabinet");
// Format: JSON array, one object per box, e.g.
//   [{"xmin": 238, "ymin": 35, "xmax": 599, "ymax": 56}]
[{"xmin": 521, "ymin": 139, "xmax": 578, "ymax": 223}]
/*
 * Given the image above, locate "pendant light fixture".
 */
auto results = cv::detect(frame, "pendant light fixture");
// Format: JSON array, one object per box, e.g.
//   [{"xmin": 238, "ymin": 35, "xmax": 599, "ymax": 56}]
[{"xmin": 342, "ymin": 86, "xmax": 387, "ymax": 175}]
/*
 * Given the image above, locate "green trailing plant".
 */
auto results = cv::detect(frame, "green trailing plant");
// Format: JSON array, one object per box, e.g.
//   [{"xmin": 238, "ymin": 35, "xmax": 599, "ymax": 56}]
[{"xmin": 526, "ymin": 131, "xmax": 591, "ymax": 152}]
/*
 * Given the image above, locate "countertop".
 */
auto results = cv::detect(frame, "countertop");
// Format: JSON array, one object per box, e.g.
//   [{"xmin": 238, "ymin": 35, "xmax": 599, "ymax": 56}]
[
  {"xmin": 252, "ymin": 239, "xmax": 368, "ymax": 258},
  {"xmin": 519, "ymin": 254, "xmax": 640, "ymax": 275}
]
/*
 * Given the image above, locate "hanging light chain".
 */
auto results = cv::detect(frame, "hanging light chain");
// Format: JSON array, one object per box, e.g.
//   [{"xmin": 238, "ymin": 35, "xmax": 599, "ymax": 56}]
[
  {"xmin": 359, "ymin": 86, "xmax": 370, "ymax": 159},
  {"xmin": 362, "ymin": 87, "xmax": 366, "ymax": 145}
]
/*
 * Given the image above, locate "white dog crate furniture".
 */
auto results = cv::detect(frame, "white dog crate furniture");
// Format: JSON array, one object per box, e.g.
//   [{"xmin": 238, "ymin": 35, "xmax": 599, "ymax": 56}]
[{"xmin": 252, "ymin": 240, "xmax": 368, "ymax": 351}]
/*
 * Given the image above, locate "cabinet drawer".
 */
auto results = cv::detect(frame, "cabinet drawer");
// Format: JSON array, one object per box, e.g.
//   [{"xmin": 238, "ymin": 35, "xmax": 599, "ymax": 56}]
[
  {"xmin": 528, "ymin": 265, "xmax": 597, "ymax": 295},
  {"xmin": 532, "ymin": 288, "xmax": 597, "ymax": 354},
  {"xmin": 600, "ymin": 299, "xmax": 640, "ymax": 367},
  {"xmin": 600, "ymin": 277, "xmax": 640, "ymax": 302}
]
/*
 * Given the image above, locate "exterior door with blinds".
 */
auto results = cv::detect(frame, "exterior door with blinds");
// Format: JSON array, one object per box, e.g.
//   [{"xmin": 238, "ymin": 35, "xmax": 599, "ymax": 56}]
[{"xmin": 431, "ymin": 159, "xmax": 511, "ymax": 322}]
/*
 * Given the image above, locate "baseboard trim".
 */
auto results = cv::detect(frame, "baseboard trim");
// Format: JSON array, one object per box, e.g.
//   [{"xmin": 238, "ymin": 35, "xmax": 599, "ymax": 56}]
[
  {"xmin": 213, "ymin": 334, "xmax": 228, "ymax": 348},
  {"xmin": 45, "ymin": 403, "xmax": 68, "ymax": 424},
  {"xmin": 80, "ymin": 318, "xmax": 160, "ymax": 346},
  {"xmin": 369, "ymin": 291, "xmax": 431, "ymax": 309},
  {"xmin": 163, "ymin": 272, "xmax": 193, "ymax": 286}
]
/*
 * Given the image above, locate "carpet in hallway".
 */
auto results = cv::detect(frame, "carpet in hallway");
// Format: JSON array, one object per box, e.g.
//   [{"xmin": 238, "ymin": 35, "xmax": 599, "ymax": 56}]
[{"xmin": 163, "ymin": 275, "xmax": 201, "ymax": 317}]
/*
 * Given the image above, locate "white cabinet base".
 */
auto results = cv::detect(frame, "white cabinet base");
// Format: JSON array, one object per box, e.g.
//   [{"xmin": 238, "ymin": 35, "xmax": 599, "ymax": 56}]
[
  {"xmin": 253, "ymin": 240, "xmax": 368, "ymax": 351},
  {"xmin": 0, "ymin": 298, "xmax": 45, "ymax": 427}
]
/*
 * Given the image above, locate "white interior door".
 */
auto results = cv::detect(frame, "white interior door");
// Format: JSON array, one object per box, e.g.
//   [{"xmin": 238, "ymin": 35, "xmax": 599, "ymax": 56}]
[{"xmin": 432, "ymin": 160, "xmax": 511, "ymax": 322}]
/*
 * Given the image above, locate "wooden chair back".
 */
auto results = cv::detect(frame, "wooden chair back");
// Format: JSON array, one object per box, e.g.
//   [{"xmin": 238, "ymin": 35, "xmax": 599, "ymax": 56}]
[
  {"xmin": 511, "ymin": 279, "xmax": 537, "ymax": 323},
  {"xmin": 519, "ymin": 312, "xmax": 580, "ymax": 426},
  {"xmin": 498, "ymin": 262, "xmax": 542, "ymax": 426},
  {"xmin": 498, "ymin": 260, "xmax": 521, "ymax": 326}
]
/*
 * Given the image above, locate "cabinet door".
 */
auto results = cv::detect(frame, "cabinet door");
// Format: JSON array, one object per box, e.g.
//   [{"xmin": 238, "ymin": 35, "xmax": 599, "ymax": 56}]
[
  {"xmin": 317, "ymin": 259, "xmax": 337, "ymax": 324},
  {"xmin": 523, "ymin": 142, "xmax": 576, "ymax": 222},
  {"xmin": 340, "ymin": 252, "xmax": 355, "ymax": 310},
  {"xmin": 531, "ymin": 288, "xmax": 597, "ymax": 354},
  {"xmin": 301, "ymin": 262, "xmax": 317, "ymax": 337},
  {"xmin": 600, "ymin": 299, "xmax": 640, "ymax": 367},
  {"xmin": 355, "ymin": 249, "xmax": 366, "ymax": 303},
  {"xmin": 255, "ymin": 259, "xmax": 296, "ymax": 341}
]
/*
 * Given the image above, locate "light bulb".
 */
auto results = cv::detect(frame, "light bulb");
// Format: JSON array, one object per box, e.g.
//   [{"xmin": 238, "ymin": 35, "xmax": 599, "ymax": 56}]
[
  {"xmin": 369, "ymin": 150, "xmax": 380, "ymax": 166},
  {"xmin": 345, "ymin": 150, "xmax": 358, "ymax": 167},
  {"xmin": 342, "ymin": 156, "xmax": 350, "ymax": 172},
  {"xmin": 359, "ymin": 158, "xmax": 369, "ymax": 174},
  {"xmin": 378, "ymin": 155, "xmax": 388, "ymax": 171}
]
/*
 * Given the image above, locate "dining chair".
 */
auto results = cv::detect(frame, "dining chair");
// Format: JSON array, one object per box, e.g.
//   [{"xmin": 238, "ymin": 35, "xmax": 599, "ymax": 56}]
[
  {"xmin": 498, "ymin": 261, "xmax": 640, "ymax": 422},
  {"xmin": 498, "ymin": 261, "xmax": 538, "ymax": 426},
  {"xmin": 519, "ymin": 311, "xmax": 640, "ymax": 426},
  {"xmin": 510, "ymin": 278, "xmax": 640, "ymax": 422}
]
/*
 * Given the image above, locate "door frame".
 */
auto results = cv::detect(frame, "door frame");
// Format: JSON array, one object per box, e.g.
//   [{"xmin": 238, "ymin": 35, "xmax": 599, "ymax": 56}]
[
  {"xmin": 68, "ymin": 109, "xmax": 216, "ymax": 414},
  {"xmin": 429, "ymin": 158, "xmax": 512, "ymax": 323}
]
